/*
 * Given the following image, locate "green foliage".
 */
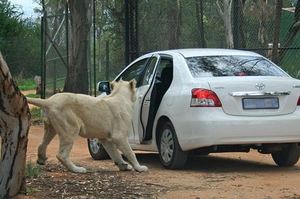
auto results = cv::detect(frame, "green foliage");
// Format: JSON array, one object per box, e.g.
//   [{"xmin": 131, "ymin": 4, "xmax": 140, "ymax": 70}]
[
  {"xmin": 16, "ymin": 78, "xmax": 36, "ymax": 91},
  {"xmin": 0, "ymin": 0, "xmax": 41, "ymax": 78},
  {"xmin": 25, "ymin": 161, "xmax": 42, "ymax": 178},
  {"xmin": 278, "ymin": 9, "xmax": 300, "ymax": 78}
]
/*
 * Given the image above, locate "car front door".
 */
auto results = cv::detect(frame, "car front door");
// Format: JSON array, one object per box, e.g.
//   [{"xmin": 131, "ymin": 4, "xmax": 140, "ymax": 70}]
[
  {"xmin": 135, "ymin": 55, "xmax": 160, "ymax": 143},
  {"xmin": 116, "ymin": 58, "xmax": 150, "ymax": 143}
]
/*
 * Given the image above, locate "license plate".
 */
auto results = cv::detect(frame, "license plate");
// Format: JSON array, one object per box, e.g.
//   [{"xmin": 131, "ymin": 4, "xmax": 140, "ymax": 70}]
[{"xmin": 242, "ymin": 97, "xmax": 279, "ymax": 110}]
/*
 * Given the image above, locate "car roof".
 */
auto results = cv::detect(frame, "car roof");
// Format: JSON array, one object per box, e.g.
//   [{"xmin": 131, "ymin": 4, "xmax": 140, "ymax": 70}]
[{"xmin": 151, "ymin": 48, "xmax": 262, "ymax": 58}]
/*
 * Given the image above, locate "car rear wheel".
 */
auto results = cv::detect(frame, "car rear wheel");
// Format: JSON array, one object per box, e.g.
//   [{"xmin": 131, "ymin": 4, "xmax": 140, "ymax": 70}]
[
  {"xmin": 87, "ymin": 138, "xmax": 110, "ymax": 160},
  {"xmin": 158, "ymin": 121, "xmax": 188, "ymax": 169},
  {"xmin": 271, "ymin": 143, "xmax": 300, "ymax": 167}
]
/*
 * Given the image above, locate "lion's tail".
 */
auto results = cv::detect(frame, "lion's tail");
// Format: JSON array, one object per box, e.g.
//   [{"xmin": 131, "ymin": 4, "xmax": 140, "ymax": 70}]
[{"xmin": 26, "ymin": 97, "xmax": 49, "ymax": 108}]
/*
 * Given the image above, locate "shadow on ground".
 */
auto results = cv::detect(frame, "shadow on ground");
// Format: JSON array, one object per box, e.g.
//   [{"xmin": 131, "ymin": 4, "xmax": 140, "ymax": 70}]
[{"xmin": 135, "ymin": 153, "xmax": 300, "ymax": 173}]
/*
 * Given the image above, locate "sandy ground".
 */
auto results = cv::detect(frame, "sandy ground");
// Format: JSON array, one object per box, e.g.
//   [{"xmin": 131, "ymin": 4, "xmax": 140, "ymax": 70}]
[{"xmin": 21, "ymin": 124, "xmax": 300, "ymax": 199}]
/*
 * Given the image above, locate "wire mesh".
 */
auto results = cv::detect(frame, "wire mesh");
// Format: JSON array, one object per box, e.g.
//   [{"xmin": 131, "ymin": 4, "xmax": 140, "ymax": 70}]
[{"xmin": 42, "ymin": 0, "xmax": 300, "ymax": 98}]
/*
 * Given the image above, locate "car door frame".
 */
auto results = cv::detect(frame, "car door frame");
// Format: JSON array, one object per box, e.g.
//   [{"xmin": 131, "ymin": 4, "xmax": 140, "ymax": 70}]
[{"xmin": 114, "ymin": 56, "xmax": 152, "ymax": 142}]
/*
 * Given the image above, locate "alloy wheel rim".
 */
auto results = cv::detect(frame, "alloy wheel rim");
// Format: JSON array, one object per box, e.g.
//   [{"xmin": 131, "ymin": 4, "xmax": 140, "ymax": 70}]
[
  {"xmin": 89, "ymin": 138, "xmax": 100, "ymax": 154},
  {"xmin": 160, "ymin": 128, "xmax": 174, "ymax": 163}
]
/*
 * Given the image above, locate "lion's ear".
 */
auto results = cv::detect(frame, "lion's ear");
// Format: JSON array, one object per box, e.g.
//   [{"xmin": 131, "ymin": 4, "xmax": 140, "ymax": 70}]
[
  {"xmin": 129, "ymin": 79, "xmax": 136, "ymax": 90},
  {"xmin": 110, "ymin": 81, "xmax": 116, "ymax": 90}
]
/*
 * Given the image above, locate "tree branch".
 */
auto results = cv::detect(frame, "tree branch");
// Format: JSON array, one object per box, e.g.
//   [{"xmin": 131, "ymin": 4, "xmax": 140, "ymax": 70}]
[
  {"xmin": 229, "ymin": 0, "xmax": 233, "ymax": 12},
  {"xmin": 216, "ymin": 0, "xmax": 224, "ymax": 19}
]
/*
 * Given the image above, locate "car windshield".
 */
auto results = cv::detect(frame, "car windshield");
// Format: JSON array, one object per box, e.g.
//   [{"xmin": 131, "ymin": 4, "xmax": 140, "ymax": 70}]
[{"xmin": 185, "ymin": 55, "xmax": 288, "ymax": 77}]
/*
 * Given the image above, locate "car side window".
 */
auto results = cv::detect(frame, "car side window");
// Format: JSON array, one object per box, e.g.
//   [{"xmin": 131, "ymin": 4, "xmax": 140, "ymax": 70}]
[
  {"xmin": 156, "ymin": 58, "xmax": 173, "ymax": 79},
  {"xmin": 118, "ymin": 58, "xmax": 148, "ymax": 87},
  {"xmin": 141, "ymin": 57, "xmax": 158, "ymax": 86}
]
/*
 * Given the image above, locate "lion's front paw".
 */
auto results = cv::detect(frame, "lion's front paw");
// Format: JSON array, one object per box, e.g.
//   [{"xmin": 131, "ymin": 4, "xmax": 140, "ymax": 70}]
[
  {"xmin": 72, "ymin": 166, "xmax": 87, "ymax": 173},
  {"xmin": 135, "ymin": 165, "xmax": 148, "ymax": 172},
  {"xmin": 117, "ymin": 163, "xmax": 133, "ymax": 171}
]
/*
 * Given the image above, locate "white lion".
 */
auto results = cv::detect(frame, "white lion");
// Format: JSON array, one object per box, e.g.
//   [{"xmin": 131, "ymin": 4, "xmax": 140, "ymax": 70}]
[{"xmin": 27, "ymin": 80, "xmax": 148, "ymax": 173}]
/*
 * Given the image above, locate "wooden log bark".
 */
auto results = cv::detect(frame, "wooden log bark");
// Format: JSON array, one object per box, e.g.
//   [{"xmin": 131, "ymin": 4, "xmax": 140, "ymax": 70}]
[{"xmin": 0, "ymin": 52, "xmax": 31, "ymax": 198}]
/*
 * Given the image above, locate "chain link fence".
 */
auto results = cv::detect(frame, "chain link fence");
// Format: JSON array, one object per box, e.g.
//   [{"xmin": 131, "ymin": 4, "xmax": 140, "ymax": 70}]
[
  {"xmin": 42, "ymin": 0, "xmax": 300, "ymax": 97},
  {"xmin": 42, "ymin": 3, "xmax": 68, "ymax": 98}
]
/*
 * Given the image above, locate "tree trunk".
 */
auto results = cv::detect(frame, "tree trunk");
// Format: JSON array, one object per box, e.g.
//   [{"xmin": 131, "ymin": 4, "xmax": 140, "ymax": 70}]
[
  {"xmin": 271, "ymin": 0, "xmax": 283, "ymax": 64},
  {"xmin": 233, "ymin": 0, "xmax": 246, "ymax": 48},
  {"xmin": 168, "ymin": 0, "xmax": 181, "ymax": 49},
  {"xmin": 258, "ymin": 14, "xmax": 268, "ymax": 47},
  {"xmin": 216, "ymin": 0, "xmax": 234, "ymax": 48},
  {"xmin": 195, "ymin": 0, "xmax": 206, "ymax": 48},
  {"xmin": 238, "ymin": 0, "xmax": 246, "ymax": 48},
  {"xmin": 0, "ymin": 52, "xmax": 31, "ymax": 198},
  {"xmin": 63, "ymin": 0, "xmax": 92, "ymax": 94}
]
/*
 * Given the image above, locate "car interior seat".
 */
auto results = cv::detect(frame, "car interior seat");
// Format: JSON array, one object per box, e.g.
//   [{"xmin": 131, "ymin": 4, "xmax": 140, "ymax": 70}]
[{"xmin": 160, "ymin": 65, "xmax": 173, "ymax": 90}]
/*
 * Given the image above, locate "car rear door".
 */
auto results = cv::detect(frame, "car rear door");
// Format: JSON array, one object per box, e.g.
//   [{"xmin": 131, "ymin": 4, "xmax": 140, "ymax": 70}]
[{"xmin": 138, "ymin": 55, "xmax": 174, "ymax": 143}]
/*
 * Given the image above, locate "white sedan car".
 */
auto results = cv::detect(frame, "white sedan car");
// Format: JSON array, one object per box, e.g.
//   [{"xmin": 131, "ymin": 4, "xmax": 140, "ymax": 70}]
[{"xmin": 88, "ymin": 48, "xmax": 300, "ymax": 169}]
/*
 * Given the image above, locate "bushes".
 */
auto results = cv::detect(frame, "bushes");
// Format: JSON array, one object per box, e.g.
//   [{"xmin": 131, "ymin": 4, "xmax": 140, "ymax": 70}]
[{"xmin": 0, "ymin": 0, "xmax": 40, "ymax": 78}]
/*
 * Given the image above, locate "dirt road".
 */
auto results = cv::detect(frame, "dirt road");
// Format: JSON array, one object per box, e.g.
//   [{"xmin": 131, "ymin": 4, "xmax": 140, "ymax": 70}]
[{"xmin": 23, "ymin": 125, "xmax": 300, "ymax": 199}]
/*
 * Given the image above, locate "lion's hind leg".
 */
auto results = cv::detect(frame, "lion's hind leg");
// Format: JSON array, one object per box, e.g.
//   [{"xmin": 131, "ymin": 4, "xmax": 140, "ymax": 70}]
[
  {"xmin": 56, "ymin": 136, "xmax": 87, "ymax": 173},
  {"xmin": 51, "ymin": 115, "xmax": 87, "ymax": 173},
  {"xmin": 37, "ymin": 119, "xmax": 56, "ymax": 165}
]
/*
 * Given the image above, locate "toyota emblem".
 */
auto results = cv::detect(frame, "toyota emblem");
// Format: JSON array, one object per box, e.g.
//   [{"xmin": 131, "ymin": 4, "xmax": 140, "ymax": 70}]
[{"xmin": 255, "ymin": 82, "xmax": 265, "ymax": 90}]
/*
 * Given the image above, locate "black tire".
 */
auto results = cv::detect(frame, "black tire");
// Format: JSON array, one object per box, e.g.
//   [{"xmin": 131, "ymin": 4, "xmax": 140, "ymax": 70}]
[
  {"xmin": 87, "ymin": 138, "xmax": 110, "ymax": 160},
  {"xmin": 271, "ymin": 143, "xmax": 300, "ymax": 167},
  {"xmin": 158, "ymin": 121, "xmax": 188, "ymax": 169}
]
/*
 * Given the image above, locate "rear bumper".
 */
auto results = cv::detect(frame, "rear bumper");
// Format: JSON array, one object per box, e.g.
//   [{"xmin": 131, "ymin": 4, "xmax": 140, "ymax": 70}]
[{"xmin": 174, "ymin": 107, "xmax": 300, "ymax": 151}]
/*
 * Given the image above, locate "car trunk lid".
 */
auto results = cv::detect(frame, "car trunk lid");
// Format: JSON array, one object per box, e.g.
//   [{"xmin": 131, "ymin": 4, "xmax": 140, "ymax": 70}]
[{"xmin": 207, "ymin": 76, "xmax": 299, "ymax": 116}]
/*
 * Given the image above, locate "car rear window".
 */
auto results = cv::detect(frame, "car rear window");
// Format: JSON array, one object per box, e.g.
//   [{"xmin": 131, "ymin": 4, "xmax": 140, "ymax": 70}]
[{"xmin": 185, "ymin": 56, "xmax": 288, "ymax": 77}]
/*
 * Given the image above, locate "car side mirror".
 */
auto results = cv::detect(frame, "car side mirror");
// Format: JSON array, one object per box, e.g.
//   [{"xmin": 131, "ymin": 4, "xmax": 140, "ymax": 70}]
[{"xmin": 97, "ymin": 81, "xmax": 111, "ymax": 95}]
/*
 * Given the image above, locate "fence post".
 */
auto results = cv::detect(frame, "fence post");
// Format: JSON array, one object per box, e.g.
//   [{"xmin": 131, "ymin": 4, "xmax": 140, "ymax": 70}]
[
  {"xmin": 233, "ymin": 0, "xmax": 240, "ymax": 49},
  {"xmin": 272, "ymin": 0, "xmax": 283, "ymax": 64},
  {"xmin": 93, "ymin": 0, "xmax": 97, "ymax": 96},
  {"xmin": 65, "ymin": 1, "xmax": 69, "ymax": 71},
  {"xmin": 41, "ymin": 16, "xmax": 45, "ymax": 99},
  {"xmin": 106, "ymin": 41, "xmax": 110, "ymax": 80},
  {"xmin": 42, "ymin": 11, "xmax": 47, "ymax": 99},
  {"xmin": 125, "ymin": 0, "xmax": 129, "ymax": 65}
]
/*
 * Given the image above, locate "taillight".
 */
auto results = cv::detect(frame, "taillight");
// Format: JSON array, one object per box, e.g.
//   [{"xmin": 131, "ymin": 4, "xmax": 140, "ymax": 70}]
[
  {"xmin": 297, "ymin": 97, "xmax": 300, "ymax": 106},
  {"xmin": 191, "ymin": 88, "xmax": 222, "ymax": 107}
]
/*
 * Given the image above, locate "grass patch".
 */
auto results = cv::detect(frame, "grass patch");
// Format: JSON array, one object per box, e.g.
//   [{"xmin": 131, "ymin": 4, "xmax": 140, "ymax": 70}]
[
  {"xmin": 25, "ymin": 93, "xmax": 40, "ymax": 98},
  {"xmin": 23, "ymin": 187, "xmax": 39, "ymax": 195},
  {"xmin": 30, "ymin": 107, "xmax": 42, "ymax": 124},
  {"xmin": 16, "ymin": 78, "xmax": 36, "ymax": 91},
  {"xmin": 25, "ymin": 161, "xmax": 42, "ymax": 178}
]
